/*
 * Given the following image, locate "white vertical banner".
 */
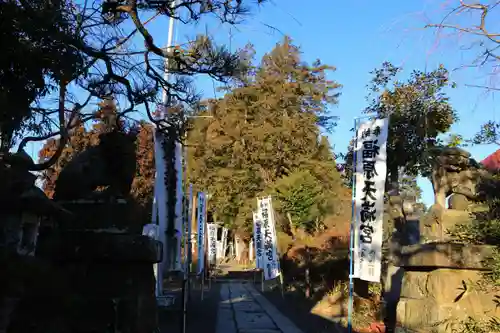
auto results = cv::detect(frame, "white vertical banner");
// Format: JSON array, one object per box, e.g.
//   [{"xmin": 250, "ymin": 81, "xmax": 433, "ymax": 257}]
[
  {"xmin": 257, "ymin": 196, "xmax": 280, "ymax": 280},
  {"xmin": 152, "ymin": 130, "xmax": 168, "ymax": 296},
  {"xmin": 174, "ymin": 141, "xmax": 184, "ymax": 271},
  {"xmin": 249, "ymin": 239, "xmax": 254, "ymax": 261},
  {"xmin": 234, "ymin": 235, "xmax": 241, "ymax": 259},
  {"xmin": 353, "ymin": 117, "xmax": 389, "ymax": 283},
  {"xmin": 216, "ymin": 240, "xmax": 223, "ymax": 260},
  {"xmin": 196, "ymin": 192, "xmax": 207, "ymax": 275},
  {"xmin": 221, "ymin": 227, "xmax": 228, "ymax": 259},
  {"xmin": 207, "ymin": 223, "xmax": 218, "ymax": 266},
  {"xmin": 252, "ymin": 211, "xmax": 264, "ymax": 270}
]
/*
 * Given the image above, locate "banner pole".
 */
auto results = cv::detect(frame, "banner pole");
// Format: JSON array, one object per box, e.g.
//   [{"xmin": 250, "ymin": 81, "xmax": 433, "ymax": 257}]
[
  {"xmin": 268, "ymin": 197, "xmax": 285, "ymax": 299},
  {"xmin": 348, "ymin": 116, "xmax": 362, "ymax": 333},
  {"xmin": 261, "ymin": 269, "xmax": 264, "ymax": 293},
  {"xmin": 201, "ymin": 272, "xmax": 205, "ymax": 301}
]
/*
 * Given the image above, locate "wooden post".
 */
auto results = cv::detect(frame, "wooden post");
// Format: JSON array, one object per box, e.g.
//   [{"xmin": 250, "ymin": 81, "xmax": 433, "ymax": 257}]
[
  {"xmin": 201, "ymin": 274, "xmax": 205, "ymax": 301},
  {"xmin": 261, "ymin": 269, "xmax": 264, "ymax": 293},
  {"xmin": 208, "ymin": 269, "xmax": 212, "ymax": 290}
]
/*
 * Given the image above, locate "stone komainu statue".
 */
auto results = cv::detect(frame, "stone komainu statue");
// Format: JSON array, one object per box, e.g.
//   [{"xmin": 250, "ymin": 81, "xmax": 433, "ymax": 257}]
[
  {"xmin": 430, "ymin": 147, "xmax": 489, "ymax": 210},
  {"xmin": 53, "ymin": 130, "xmax": 137, "ymax": 201}
]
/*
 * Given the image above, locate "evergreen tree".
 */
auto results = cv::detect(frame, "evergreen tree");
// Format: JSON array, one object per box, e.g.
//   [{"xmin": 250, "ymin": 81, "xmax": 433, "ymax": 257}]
[{"xmin": 187, "ymin": 37, "xmax": 342, "ymax": 236}]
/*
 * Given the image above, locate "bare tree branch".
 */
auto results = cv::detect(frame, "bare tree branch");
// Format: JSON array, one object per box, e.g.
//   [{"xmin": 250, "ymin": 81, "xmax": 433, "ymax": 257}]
[
  {"xmin": 2, "ymin": 0, "xmax": 265, "ymax": 168},
  {"xmin": 426, "ymin": 0, "xmax": 500, "ymax": 86}
]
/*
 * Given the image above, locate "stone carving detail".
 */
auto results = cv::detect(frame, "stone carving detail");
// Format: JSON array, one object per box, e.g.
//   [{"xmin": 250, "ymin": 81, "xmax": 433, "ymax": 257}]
[{"xmin": 430, "ymin": 147, "xmax": 487, "ymax": 211}]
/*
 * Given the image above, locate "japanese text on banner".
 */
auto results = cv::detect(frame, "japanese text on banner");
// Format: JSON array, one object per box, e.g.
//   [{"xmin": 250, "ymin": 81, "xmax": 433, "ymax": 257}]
[
  {"xmin": 253, "ymin": 211, "xmax": 264, "ymax": 270},
  {"xmin": 257, "ymin": 196, "xmax": 280, "ymax": 280},
  {"xmin": 353, "ymin": 118, "xmax": 389, "ymax": 283},
  {"xmin": 197, "ymin": 192, "xmax": 206, "ymax": 275},
  {"xmin": 207, "ymin": 223, "xmax": 217, "ymax": 266}
]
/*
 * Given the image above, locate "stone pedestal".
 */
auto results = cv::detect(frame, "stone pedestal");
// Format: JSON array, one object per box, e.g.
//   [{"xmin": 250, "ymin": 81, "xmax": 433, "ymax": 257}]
[
  {"xmin": 394, "ymin": 206, "xmax": 500, "ymax": 333},
  {"xmin": 7, "ymin": 200, "xmax": 161, "ymax": 333},
  {"xmin": 395, "ymin": 243, "xmax": 498, "ymax": 332}
]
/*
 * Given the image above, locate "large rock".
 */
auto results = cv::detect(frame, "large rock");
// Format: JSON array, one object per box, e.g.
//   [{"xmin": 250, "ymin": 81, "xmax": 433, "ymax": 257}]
[{"xmin": 397, "ymin": 269, "xmax": 500, "ymax": 332}]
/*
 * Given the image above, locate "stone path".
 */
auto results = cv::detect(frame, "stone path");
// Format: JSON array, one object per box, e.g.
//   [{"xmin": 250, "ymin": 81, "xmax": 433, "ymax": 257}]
[{"xmin": 216, "ymin": 282, "xmax": 304, "ymax": 333}]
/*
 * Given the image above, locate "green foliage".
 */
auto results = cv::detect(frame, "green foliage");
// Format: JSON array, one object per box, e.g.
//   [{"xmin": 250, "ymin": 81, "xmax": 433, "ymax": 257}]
[
  {"xmin": 364, "ymin": 62, "xmax": 457, "ymax": 182},
  {"xmin": 472, "ymin": 121, "xmax": 500, "ymax": 146},
  {"xmin": 446, "ymin": 133, "xmax": 465, "ymax": 147},
  {"xmin": 449, "ymin": 219, "xmax": 500, "ymax": 286},
  {"xmin": 0, "ymin": 0, "xmax": 84, "ymax": 149},
  {"xmin": 448, "ymin": 219, "xmax": 500, "ymax": 247},
  {"xmin": 187, "ymin": 37, "xmax": 343, "ymax": 236},
  {"xmin": 399, "ymin": 173, "xmax": 422, "ymax": 202},
  {"xmin": 271, "ymin": 170, "xmax": 324, "ymax": 230},
  {"xmin": 452, "ymin": 316, "xmax": 500, "ymax": 333}
]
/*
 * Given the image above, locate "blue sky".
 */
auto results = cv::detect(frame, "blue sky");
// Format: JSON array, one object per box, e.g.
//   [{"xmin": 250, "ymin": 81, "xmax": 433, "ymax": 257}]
[
  {"xmin": 28, "ymin": 1, "xmax": 500, "ymax": 206},
  {"xmin": 183, "ymin": 0, "xmax": 500, "ymax": 206}
]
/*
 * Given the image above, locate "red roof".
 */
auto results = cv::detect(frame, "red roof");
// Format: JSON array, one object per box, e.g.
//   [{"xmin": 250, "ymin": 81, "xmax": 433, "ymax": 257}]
[{"xmin": 481, "ymin": 149, "xmax": 500, "ymax": 171}]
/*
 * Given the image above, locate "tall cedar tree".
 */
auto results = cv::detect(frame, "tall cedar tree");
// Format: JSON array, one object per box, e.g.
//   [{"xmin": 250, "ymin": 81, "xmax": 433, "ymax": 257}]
[
  {"xmin": 39, "ymin": 98, "xmax": 155, "ymax": 223},
  {"xmin": 187, "ymin": 37, "xmax": 343, "ymax": 235}
]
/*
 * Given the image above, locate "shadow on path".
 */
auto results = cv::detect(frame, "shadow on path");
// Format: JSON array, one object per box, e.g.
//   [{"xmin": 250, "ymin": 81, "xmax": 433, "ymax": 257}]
[
  {"xmin": 216, "ymin": 268, "xmax": 361, "ymax": 333},
  {"xmin": 261, "ymin": 285, "xmax": 360, "ymax": 333},
  {"xmin": 159, "ymin": 283, "xmax": 220, "ymax": 333}
]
